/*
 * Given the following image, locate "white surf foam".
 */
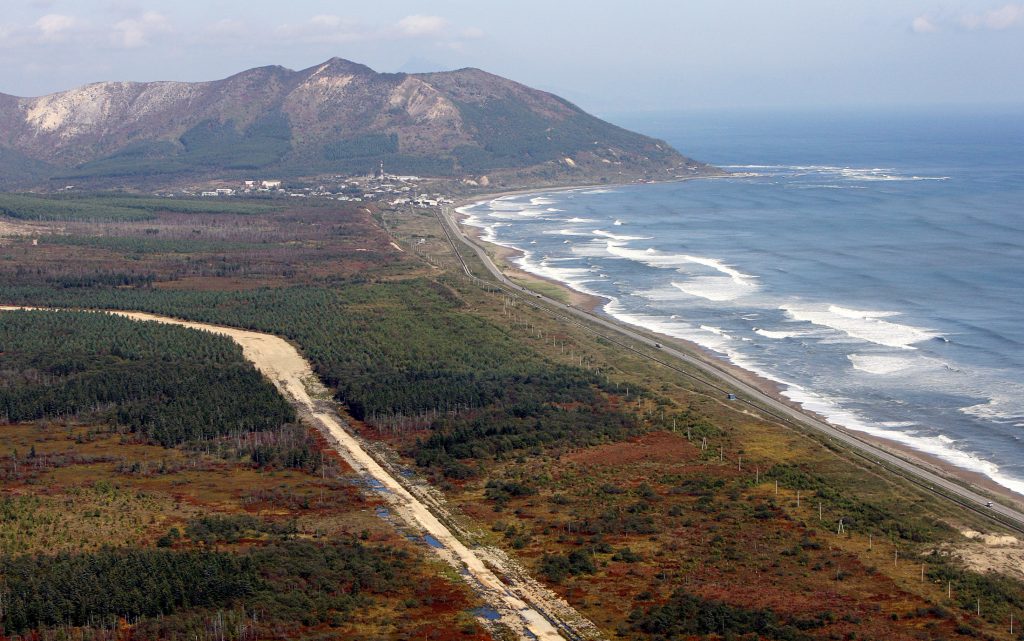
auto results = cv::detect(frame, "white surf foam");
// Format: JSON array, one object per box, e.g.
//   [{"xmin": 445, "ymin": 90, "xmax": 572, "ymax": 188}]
[
  {"xmin": 672, "ymin": 277, "xmax": 758, "ymax": 302},
  {"xmin": 961, "ymin": 396, "xmax": 1024, "ymax": 423},
  {"xmin": 602, "ymin": 243, "xmax": 759, "ymax": 301},
  {"xmin": 782, "ymin": 303, "xmax": 938, "ymax": 350},
  {"xmin": 566, "ymin": 217, "xmax": 597, "ymax": 223},
  {"xmin": 847, "ymin": 353, "xmax": 920, "ymax": 375},
  {"xmin": 699, "ymin": 325, "xmax": 732, "ymax": 339},
  {"xmin": 779, "ymin": 385, "xmax": 1024, "ymax": 496},
  {"xmin": 602, "ymin": 297, "xmax": 732, "ymax": 353},
  {"xmin": 592, "ymin": 229, "xmax": 653, "ymax": 241},
  {"xmin": 754, "ymin": 328, "xmax": 812, "ymax": 340},
  {"xmin": 542, "ymin": 228, "xmax": 593, "ymax": 237},
  {"xmin": 720, "ymin": 164, "xmax": 950, "ymax": 182},
  {"xmin": 606, "ymin": 244, "xmax": 755, "ymax": 280}
]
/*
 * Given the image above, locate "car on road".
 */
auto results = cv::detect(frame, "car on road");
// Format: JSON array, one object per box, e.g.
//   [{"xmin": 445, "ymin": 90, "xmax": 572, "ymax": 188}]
[
  {"xmin": 726, "ymin": 393, "xmax": 737, "ymax": 400},
  {"xmin": 986, "ymin": 501, "xmax": 994, "ymax": 507}
]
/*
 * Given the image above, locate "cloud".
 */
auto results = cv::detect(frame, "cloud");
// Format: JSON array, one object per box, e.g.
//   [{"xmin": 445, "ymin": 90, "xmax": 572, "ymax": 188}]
[
  {"xmin": 112, "ymin": 11, "xmax": 171, "ymax": 48},
  {"xmin": 395, "ymin": 15, "xmax": 447, "ymax": 37},
  {"xmin": 912, "ymin": 3, "xmax": 1024, "ymax": 33},
  {"xmin": 911, "ymin": 15, "xmax": 939, "ymax": 33},
  {"xmin": 274, "ymin": 14, "xmax": 472, "ymax": 45},
  {"xmin": 961, "ymin": 3, "xmax": 1024, "ymax": 30},
  {"xmin": 35, "ymin": 13, "xmax": 77, "ymax": 41},
  {"xmin": 274, "ymin": 15, "xmax": 363, "ymax": 43}
]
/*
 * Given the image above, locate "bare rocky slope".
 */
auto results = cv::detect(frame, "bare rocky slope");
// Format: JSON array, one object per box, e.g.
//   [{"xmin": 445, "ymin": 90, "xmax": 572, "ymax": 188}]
[{"xmin": 0, "ymin": 58, "xmax": 711, "ymax": 188}]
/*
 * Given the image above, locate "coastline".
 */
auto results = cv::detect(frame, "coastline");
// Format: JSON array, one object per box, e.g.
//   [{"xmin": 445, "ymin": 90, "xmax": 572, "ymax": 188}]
[{"xmin": 453, "ymin": 187, "xmax": 1024, "ymax": 513}]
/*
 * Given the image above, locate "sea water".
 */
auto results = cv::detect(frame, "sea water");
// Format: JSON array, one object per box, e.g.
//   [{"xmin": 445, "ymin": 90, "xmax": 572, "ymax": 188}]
[{"xmin": 459, "ymin": 107, "xmax": 1024, "ymax": 495}]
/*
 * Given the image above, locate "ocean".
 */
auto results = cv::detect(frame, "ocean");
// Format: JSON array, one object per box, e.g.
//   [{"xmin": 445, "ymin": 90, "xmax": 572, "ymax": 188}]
[{"xmin": 458, "ymin": 107, "xmax": 1024, "ymax": 495}]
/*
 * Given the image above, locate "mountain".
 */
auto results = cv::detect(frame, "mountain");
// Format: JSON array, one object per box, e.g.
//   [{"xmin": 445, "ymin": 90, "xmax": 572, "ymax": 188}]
[{"xmin": 0, "ymin": 58, "xmax": 712, "ymax": 188}]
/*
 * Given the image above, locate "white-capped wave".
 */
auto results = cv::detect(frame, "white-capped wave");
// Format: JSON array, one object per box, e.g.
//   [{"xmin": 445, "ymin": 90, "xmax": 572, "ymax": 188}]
[
  {"xmin": 700, "ymin": 325, "xmax": 732, "ymax": 339},
  {"xmin": 530, "ymin": 196, "xmax": 556, "ymax": 205},
  {"xmin": 779, "ymin": 386, "xmax": 1024, "ymax": 496},
  {"xmin": 514, "ymin": 253, "xmax": 601, "ymax": 297},
  {"xmin": 672, "ymin": 277, "xmax": 758, "ymax": 302},
  {"xmin": 603, "ymin": 242, "xmax": 759, "ymax": 301},
  {"xmin": 602, "ymin": 298, "xmax": 732, "ymax": 353},
  {"xmin": 566, "ymin": 217, "xmax": 597, "ymax": 223},
  {"xmin": 606, "ymin": 243, "xmax": 755, "ymax": 280},
  {"xmin": 613, "ymin": 219, "xmax": 624, "ymax": 226},
  {"xmin": 542, "ymin": 228, "xmax": 592, "ymax": 237},
  {"xmin": 961, "ymin": 397, "xmax": 1024, "ymax": 423},
  {"xmin": 718, "ymin": 164, "xmax": 950, "ymax": 182},
  {"xmin": 782, "ymin": 303, "xmax": 938, "ymax": 350},
  {"xmin": 755, "ymin": 328, "xmax": 811, "ymax": 340},
  {"xmin": 592, "ymin": 229, "xmax": 653, "ymax": 241},
  {"xmin": 847, "ymin": 353, "xmax": 919, "ymax": 375}
]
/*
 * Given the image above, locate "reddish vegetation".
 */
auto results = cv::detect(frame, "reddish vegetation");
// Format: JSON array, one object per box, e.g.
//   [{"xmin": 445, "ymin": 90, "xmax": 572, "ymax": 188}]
[{"xmin": 564, "ymin": 430, "xmax": 699, "ymax": 467}]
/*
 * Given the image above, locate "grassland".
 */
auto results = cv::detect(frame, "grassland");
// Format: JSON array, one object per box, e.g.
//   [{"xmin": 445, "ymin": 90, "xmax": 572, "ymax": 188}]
[{"xmin": 1, "ymin": 193, "xmax": 1022, "ymax": 640}]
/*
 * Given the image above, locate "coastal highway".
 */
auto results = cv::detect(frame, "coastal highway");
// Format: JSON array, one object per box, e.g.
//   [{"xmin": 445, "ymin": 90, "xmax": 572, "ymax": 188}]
[{"xmin": 435, "ymin": 204, "xmax": 1024, "ymax": 535}]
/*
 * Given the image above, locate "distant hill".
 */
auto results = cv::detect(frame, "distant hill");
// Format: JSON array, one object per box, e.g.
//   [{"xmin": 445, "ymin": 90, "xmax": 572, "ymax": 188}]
[{"xmin": 0, "ymin": 58, "xmax": 713, "ymax": 188}]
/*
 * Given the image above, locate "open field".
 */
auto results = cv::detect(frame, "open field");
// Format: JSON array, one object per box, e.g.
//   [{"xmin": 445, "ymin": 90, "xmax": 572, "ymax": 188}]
[{"xmin": 2, "ymin": 193, "xmax": 1023, "ymax": 640}]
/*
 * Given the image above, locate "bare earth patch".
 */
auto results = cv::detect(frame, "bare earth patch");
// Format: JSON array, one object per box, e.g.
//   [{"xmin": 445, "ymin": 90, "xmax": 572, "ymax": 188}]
[{"xmin": 952, "ymin": 529, "xmax": 1024, "ymax": 581}]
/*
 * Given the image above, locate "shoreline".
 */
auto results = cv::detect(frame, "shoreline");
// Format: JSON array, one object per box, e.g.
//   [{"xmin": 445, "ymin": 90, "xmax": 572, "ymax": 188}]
[{"xmin": 453, "ymin": 188, "xmax": 1024, "ymax": 513}]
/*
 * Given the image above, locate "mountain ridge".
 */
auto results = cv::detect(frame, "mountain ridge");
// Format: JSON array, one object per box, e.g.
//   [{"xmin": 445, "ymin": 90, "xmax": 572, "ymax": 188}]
[{"xmin": 0, "ymin": 58, "xmax": 712, "ymax": 188}]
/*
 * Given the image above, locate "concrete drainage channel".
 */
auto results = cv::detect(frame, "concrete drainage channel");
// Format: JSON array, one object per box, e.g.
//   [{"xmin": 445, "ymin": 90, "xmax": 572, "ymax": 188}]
[{"xmin": 0, "ymin": 307, "xmax": 605, "ymax": 641}]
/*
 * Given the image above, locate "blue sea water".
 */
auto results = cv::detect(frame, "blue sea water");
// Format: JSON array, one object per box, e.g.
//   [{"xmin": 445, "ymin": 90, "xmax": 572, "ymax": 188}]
[{"xmin": 459, "ymin": 107, "xmax": 1024, "ymax": 495}]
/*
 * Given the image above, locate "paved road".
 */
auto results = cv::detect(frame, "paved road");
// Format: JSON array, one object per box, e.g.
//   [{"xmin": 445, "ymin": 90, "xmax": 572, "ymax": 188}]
[{"xmin": 436, "ymin": 205, "xmax": 1024, "ymax": 534}]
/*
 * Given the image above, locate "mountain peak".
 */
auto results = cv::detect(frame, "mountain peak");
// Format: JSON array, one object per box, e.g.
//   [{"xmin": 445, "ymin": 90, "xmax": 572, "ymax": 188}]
[
  {"xmin": 305, "ymin": 57, "xmax": 376, "ymax": 77},
  {"xmin": 0, "ymin": 58, "xmax": 711, "ymax": 188}
]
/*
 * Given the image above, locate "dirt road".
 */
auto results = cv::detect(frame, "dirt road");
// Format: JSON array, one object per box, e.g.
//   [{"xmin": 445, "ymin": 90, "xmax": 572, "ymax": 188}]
[{"xmin": 0, "ymin": 306, "xmax": 599, "ymax": 641}]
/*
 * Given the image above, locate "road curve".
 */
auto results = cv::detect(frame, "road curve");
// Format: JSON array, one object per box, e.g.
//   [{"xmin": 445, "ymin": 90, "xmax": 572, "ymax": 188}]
[
  {"xmin": 0, "ymin": 306, "xmax": 589, "ymax": 641},
  {"xmin": 437, "ymin": 204, "xmax": 1024, "ymax": 534}
]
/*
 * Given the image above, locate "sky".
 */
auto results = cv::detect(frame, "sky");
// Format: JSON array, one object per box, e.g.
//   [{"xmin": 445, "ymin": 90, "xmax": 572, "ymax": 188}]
[{"xmin": 1, "ymin": 1, "xmax": 1022, "ymax": 114}]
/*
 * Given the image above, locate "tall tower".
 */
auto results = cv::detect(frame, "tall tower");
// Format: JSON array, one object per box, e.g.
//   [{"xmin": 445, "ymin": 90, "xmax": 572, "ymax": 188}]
[{"xmin": 377, "ymin": 160, "xmax": 385, "ymax": 180}]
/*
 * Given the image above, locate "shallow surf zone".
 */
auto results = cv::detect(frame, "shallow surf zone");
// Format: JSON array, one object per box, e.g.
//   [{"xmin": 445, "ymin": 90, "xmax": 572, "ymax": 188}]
[
  {"xmin": 720, "ymin": 164, "xmax": 952, "ymax": 182},
  {"xmin": 456, "ymin": 179, "xmax": 1024, "ymax": 499},
  {"xmin": 780, "ymin": 304, "xmax": 940, "ymax": 350}
]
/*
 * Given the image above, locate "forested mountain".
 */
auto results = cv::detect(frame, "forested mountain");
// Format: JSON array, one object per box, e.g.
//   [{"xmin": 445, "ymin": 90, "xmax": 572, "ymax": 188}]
[{"xmin": 0, "ymin": 58, "xmax": 711, "ymax": 187}]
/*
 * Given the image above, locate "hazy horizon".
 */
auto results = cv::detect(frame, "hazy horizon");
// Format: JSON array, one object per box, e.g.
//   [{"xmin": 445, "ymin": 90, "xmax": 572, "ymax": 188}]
[{"xmin": 2, "ymin": 1, "xmax": 1023, "ymax": 114}]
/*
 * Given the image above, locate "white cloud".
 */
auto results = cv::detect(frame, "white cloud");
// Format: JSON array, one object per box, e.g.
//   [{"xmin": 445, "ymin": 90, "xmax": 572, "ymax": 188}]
[
  {"xmin": 395, "ymin": 15, "xmax": 447, "ymax": 37},
  {"xmin": 961, "ymin": 3, "xmax": 1024, "ymax": 30},
  {"xmin": 113, "ymin": 11, "xmax": 171, "ymax": 48},
  {"xmin": 912, "ymin": 3, "xmax": 1024, "ymax": 33},
  {"xmin": 461, "ymin": 26, "xmax": 486, "ymax": 39},
  {"xmin": 35, "ymin": 14, "xmax": 77, "ymax": 41},
  {"xmin": 911, "ymin": 15, "xmax": 939, "ymax": 33},
  {"xmin": 275, "ymin": 15, "xmax": 362, "ymax": 43}
]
